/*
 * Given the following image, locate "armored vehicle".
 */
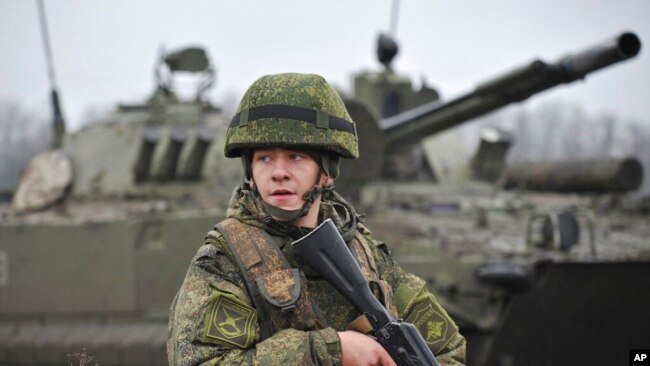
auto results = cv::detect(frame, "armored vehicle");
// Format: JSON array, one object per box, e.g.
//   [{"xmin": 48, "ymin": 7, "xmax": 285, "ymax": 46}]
[
  {"xmin": 342, "ymin": 32, "xmax": 648, "ymax": 365},
  {"xmin": 0, "ymin": 46, "xmax": 240, "ymax": 365},
  {"xmin": 0, "ymin": 30, "xmax": 646, "ymax": 365}
]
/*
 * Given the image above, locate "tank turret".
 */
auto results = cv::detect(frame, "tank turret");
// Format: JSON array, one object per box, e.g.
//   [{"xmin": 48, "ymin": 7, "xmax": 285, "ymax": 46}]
[
  {"xmin": 11, "ymin": 46, "xmax": 241, "ymax": 213},
  {"xmin": 338, "ymin": 32, "xmax": 642, "ymax": 197}
]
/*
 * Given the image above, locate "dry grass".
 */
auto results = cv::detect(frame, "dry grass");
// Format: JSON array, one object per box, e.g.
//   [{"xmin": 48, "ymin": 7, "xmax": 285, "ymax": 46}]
[{"xmin": 68, "ymin": 348, "xmax": 98, "ymax": 366}]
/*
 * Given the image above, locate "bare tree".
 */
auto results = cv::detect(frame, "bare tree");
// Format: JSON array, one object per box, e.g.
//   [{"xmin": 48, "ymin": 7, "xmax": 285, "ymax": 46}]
[
  {"xmin": 599, "ymin": 114, "xmax": 616, "ymax": 158},
  {"xmin": 508, "ymin": 109, "xmax": 531, "ymax": 162},
  {"xmin": 0, "ymin": 100, "xmax": 50, "ymax": 193}
]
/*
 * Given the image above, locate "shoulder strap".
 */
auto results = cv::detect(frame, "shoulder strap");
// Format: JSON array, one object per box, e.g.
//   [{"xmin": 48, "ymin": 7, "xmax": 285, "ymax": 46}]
[
  {"xmin": 215, "ymin": 218, "xmax": 323, "ymax": 339},
  {"xmin": 216, "ymin": 218, "xmax": 275, "ymax": 340},
  {"xmin": 348, "ymin": 231, "xmax": 399, "ymax": 319}
]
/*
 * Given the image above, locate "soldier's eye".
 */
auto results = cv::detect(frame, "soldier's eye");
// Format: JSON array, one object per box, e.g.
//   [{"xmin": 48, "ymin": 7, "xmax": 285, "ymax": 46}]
[{"xmin": 290, "ymin": 153, "xmax": 304, "ymax": 161}]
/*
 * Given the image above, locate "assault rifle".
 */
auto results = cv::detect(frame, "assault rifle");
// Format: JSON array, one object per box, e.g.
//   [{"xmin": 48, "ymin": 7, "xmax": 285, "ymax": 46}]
[{"xmin": 292, "ymin": 219, "xmax": 440, "ymax": 366}]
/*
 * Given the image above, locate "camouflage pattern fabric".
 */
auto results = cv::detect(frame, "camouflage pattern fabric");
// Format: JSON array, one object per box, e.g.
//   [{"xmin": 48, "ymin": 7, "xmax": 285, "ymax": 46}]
[
  {"xmin": 224, "ymin": 73, "xmax": 359, "ymax": 159},
  {"xmin": 216, "ymin": 218, "xmax": 325, "ymax": 337},
  {"xmin": 168, "ymin": 184, "xmax": 466, "ymax": 365}
]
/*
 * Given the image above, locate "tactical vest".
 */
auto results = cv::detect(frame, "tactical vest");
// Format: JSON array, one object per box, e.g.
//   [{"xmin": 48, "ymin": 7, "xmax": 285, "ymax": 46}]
[{"xmin": 216, "ymin": 218, "xmax": 397, "ymax": 340}]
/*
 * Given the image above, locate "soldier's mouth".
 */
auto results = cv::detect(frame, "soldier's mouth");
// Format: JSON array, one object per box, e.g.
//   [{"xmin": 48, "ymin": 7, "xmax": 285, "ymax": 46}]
[{"xmin": 271, "ymin": 189, "xmax": 295, "ymax": 198}]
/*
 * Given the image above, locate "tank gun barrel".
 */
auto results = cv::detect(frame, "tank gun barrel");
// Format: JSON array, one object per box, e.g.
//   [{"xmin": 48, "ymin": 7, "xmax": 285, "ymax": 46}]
[
  {"xmin": 503, "ymin": 157, "xmax": 644, "ymax": 193},
  {"xmin": 381, "ymin": 32, "xmax": 641, "ymax": 150}
]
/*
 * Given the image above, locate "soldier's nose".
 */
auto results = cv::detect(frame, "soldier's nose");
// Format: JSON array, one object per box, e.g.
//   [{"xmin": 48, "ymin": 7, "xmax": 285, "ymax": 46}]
[{"xmin": 271, "ymin": 164, "xmax": 290, "ymax": 181}]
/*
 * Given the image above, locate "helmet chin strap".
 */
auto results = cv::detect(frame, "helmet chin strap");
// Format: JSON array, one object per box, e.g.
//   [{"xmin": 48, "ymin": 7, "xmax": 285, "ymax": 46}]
[
  {"xmin": 260, "ymin": 185, "xmax": 320, "ymax": 222},
  {"xmin": 255, "ymin": 171, "xmax": 329, "ymax": 223},
  {"xmin": 245, "ymin": 150, "xmax": 336, "ymax": 224}
]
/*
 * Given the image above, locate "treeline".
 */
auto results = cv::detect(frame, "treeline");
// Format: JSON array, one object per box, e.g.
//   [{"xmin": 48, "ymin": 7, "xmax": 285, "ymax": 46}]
[{"xmin": 0, "ymin": 100, "xmax": 50, "ymax": 194}]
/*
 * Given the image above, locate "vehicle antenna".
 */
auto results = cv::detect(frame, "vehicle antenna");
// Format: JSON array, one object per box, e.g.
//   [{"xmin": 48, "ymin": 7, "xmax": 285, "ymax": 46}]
[
  {"xmin": 36, "ymin": 0, "xmax": 66, "ymax": 149},
  {"xmin": 389, "ymin": 0, "xmax": 400, "ymax": 38}
]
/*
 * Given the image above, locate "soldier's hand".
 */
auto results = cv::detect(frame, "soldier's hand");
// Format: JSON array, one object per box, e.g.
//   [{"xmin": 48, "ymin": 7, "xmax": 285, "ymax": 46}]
[{"xmin": 338, "ymin": 330, "xmax": 396, "ymax": 366}]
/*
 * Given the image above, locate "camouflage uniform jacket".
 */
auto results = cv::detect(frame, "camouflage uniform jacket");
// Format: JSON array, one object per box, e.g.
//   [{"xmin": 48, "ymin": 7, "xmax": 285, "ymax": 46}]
[{"xmin": 168, "ymin": 185, "xmax": 466, "ymax": 365}]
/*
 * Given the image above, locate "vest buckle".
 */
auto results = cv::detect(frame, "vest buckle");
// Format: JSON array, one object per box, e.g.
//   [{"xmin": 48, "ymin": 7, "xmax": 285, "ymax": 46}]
[{"xmin": 281, "ymin": 305, "xmax": 296, "ymax": 313}]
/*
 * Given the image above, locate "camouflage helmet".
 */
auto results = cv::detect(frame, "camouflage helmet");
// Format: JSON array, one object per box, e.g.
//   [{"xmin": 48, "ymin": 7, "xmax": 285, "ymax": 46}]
[{"xmin": 224, "ymin": 73, "xmax": 359, "ymax": 159}]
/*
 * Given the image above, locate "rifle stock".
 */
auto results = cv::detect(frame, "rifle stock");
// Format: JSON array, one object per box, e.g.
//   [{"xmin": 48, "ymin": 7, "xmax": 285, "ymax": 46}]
[{"xmin": 292, "ymin": 219, "xmax": 439, "ymax": 366}]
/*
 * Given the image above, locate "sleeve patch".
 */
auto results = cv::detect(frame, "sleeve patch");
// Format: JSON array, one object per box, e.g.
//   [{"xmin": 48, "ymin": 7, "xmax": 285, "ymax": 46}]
[
  {"xmin": 404, "ymin": 297, "xmax": 457, "ymax": 353},
  {"xmin": 394, "ymin": 283, "xmax": 417, "ymax": 314},
  {"xmin": 203, "ymin": 295, "xmax": 257, "ymax": 349}
]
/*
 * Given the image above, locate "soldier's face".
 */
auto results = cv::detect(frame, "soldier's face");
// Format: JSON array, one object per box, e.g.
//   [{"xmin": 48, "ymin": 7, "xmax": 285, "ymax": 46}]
[{"xmin": 251, "ymin": 148, "xmax": 329, "ymax": 221}]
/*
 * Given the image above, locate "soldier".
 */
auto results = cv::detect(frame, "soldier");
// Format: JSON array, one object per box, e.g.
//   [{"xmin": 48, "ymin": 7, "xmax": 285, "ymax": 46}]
[{"xmin": 167, "ymin": 73, "xmax": 466, "ymax": 365}]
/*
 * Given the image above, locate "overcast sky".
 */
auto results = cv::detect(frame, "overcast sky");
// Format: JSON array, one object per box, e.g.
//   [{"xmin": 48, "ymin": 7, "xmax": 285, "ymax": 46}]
[{"xmin": 1, "ymin": 0, "xmax": 649, "ymax": 131}]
